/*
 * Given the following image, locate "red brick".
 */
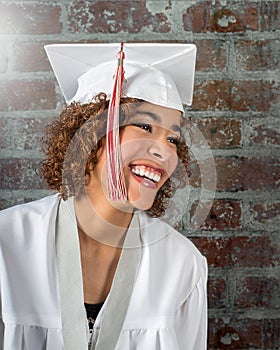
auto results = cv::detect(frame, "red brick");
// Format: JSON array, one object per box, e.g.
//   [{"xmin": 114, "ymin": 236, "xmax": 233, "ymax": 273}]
[
  {"xmin": 0, "ymin": 3, "xmax": 61, "ymax": 34},
  {"xmin": 183, "ymin": 1, "xmax": 259, "ymax": 33},
  {"xmin": 208, "ymin": 277, "xmax": 227, "ymax": 308},
  {"xmin": 194, "ymin": 235, "xmax": 280, "ymax": 268},
  {"xmin": 235, "ymin": 39, "xmax": 280, "ymax": 71},
  {"xmin": 13, "ymin": 41, "xmax": 51, "ymax": 72},
  {"xmin": 213, "ymin": 3, "xmax": 260, "ymax": 32},
  {"xmin": 191, "ymin": 237, "xmax": 232, "ymax": 268},
  {"xmin": 193, "ymin": 80, "xmax": 231, "ymax": 111},
  {"xmin": 191, "ymin": 199, "xmax": 242, "ymax": 232},
  {"xmin": 235, "ymin": 277, "xmax": 280, "ymax": 308},
  {"xmin": 225, "ymin": 157, "xmax": 279, "ymax": 191},
  {"xmin": 193, "ymin": 80, "xmax": 279, "ymax": 112},
  {"xmin": 215, "ymin": 157, "xmax": 261, "ymax": 191},
  {"xmin": 211, "ymin": 8, "xmax": 246, "ymax": 33},
  {"xmin": 208, "ymin": 317, "xmax": 262, "ymax": 349},
  {"xmin": 0, "ymin": 158, "xmax": 47, "ymax": 190},
  {"xmin": 183, "ymin": 1, "xmax": 211, "ymax": 33},
  {"xmin": 249, "ymin": 201, "xmax": 280, "ymax": 224},
  {"xmin": 190, "ymin": 157, "xmax": 279, "ymax": 192},
  {"xmin": 241, "ymin": 2, "xmax": 260, "ymax": 31},
  {"xmin": 261, "ymin": 1, "xmax": 280, "ymax": 31},
  {"xmin": 231, "ymin": 235, "xmax": 280, "ymax": 268},
  {"xmin": 13, "ymin": 117, "xmax": 51, "ymax": 150},
  {"xmin": 196, "ymin": 39, "xmax": 227, "ymax": 71},
  {"xmin": 211, "ymin": 2, "xmax": 259, "ymax": 33},
  {"xmin": 239, "ymin": 157, "xmax": 279, "ymax": 191},
  {"xmin": 231, "ymin": 80, "xmax": 279, "ymax": 112},
  {"xmin": 249, "ymin": 119, "xmax": 280, "ymax": 146},
  {"xmin": 191, "ymin": 118, "xmax": 241, "ymax": 149},
  {"xmin": 0, "ymin": 80, "xmax": 56, "ymax": 111},
  {"xmin": 263, "ymin": 319, "xmax": 280, "ymax": 349},
  {"xmin": 67, "ymin": 1, "xmax": 170, "ymax": 33}
]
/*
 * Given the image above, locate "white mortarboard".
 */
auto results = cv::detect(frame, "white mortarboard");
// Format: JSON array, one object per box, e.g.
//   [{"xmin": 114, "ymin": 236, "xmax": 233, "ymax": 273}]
[{"xmin": 44, "ymin": 43, "xmax": 197, "ymax": 112}]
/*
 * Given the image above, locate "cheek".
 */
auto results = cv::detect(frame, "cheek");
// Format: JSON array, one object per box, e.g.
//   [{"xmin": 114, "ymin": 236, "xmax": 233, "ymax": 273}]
[
  {"xmin": 120, "ymin": 139, "xmax": 143, "ymax": 163},
  {"xmin": 165, "ymin": 151, "xmax": 178, "ymax": 178}
]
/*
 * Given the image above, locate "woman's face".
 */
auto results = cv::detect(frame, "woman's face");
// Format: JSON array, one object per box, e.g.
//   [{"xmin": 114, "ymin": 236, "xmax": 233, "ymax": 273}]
[{"xmin": 89, "ymin": 102, "xmax": 181, "ymax": 211}]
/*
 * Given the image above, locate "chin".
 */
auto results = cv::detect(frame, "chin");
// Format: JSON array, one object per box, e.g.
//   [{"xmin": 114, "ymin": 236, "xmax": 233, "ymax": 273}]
[
  {"xmin": 127, "ymin": 193, "xmax": 156, "ymax": 211},
  {"xmin": 131, "ymin": 201, "xmax": 153, "ymax": 211},
  {"xmin": 125, "ymin": 178, "xmax": 163, "ymax": 211}
]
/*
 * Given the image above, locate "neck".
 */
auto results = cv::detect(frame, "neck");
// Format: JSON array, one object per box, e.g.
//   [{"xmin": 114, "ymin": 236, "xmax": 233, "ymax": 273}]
[{"xmin": 74, "ymin": 191, "xmax": 133, "ymax": 248}]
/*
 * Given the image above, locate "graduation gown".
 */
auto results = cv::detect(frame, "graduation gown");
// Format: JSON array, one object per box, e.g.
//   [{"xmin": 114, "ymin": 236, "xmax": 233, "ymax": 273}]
[{"xmin": 0, "ymin": 195, "xmax": 207, "ymax": 349}]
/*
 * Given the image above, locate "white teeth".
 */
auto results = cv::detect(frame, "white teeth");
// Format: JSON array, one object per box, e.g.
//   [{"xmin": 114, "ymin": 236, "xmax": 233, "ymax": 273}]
[
  {"xmin": 131, "ymin": 166, "xmax": 161, "ymax": 183},
  {"xmin": 154, "ymin": 174, "xmax": 160, "ymax": 182},
  {"xmin": 144, "ymin": 170, "xmax": 150, "ymax": 178}
]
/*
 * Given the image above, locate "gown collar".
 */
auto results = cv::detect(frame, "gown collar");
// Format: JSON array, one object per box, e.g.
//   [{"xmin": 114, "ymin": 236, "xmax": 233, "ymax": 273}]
[{"xmin": 56, "ymin": 197, "xmax": 142, "ymax": 350}]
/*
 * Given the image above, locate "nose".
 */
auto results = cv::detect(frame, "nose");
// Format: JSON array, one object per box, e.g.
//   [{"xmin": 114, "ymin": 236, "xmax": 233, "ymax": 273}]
[{"xmin": 147, "ymin": 140, "xmax": 170, "ymax": 161}]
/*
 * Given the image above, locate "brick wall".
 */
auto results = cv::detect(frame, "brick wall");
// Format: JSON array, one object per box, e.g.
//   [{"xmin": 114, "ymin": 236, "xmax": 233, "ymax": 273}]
[{"xmin": 0, "ymin": 1, "xmax": 279, "ymax": 349}]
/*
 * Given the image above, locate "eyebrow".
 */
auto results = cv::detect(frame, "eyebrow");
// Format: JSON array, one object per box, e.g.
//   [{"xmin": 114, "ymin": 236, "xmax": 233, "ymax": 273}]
[{"xmin": 135, "ymin": 110, "xmax": 181, "ymax": 134}]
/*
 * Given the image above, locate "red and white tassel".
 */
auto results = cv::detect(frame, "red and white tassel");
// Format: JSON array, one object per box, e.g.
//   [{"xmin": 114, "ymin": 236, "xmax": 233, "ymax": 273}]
[{"xmin": 106, "ymin": 42, "xmax": 127, "ymax": 201}]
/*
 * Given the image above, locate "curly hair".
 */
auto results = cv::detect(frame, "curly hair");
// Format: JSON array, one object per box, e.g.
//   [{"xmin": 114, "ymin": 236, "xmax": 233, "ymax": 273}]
[{"xmin": 41, "ymin": 94, "xmax": 190, "ymax": 218}]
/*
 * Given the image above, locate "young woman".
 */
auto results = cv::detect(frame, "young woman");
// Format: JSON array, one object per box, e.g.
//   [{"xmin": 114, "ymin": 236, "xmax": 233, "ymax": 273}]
[{"xmin": 0, "ymin": 43, "xmax": 207, "ymax": 349}]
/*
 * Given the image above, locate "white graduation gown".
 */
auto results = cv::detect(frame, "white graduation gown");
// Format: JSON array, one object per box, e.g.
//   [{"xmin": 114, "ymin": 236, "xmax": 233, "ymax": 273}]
[{"xmin": 0, "ymin": 195, "xmax": 207, "ymax": 349}]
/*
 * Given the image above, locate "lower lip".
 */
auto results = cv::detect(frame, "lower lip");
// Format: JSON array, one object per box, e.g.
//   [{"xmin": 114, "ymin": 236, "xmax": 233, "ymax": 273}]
[{"xmin": 130, "ymin": 171, "xmax": 157, "ymax": 190}]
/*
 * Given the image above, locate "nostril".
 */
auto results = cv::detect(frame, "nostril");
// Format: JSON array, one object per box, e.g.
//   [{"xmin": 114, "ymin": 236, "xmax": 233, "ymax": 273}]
[{"xmin": 153, "ymin": 152, "xmax": 162, "ymax": 158}]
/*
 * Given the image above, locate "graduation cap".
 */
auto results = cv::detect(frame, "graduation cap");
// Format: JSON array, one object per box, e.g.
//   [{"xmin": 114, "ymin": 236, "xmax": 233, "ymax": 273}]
[
  {"xmin": 45, "ymin": 43, "xmax": 197, "ymax": 201},
  {"xmin": 45, "ymin": 43, "xmax": 196, "ymax": 111}
]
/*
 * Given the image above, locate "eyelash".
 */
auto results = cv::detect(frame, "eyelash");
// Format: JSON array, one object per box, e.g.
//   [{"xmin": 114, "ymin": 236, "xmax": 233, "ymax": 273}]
[
  {"xmin": 132, "ymin": 123, "xmax": 179, "ymax": 146},
  {"xmin": 167, "ymin": 137, "xmax": 179, "ymax": 146},
  {"xmin": 132, "ymin": 123, "xmax": 152, "ymax": 132}
]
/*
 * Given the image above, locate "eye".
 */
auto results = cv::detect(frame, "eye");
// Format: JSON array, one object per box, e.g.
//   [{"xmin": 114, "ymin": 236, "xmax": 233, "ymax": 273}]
[
  {"xmin": 167, "ymin": 137, "xmax": 179, "ymax": 146},
  {"xmin": 132, "ymin": 123, "xmax": 152, "ymax": 133}
]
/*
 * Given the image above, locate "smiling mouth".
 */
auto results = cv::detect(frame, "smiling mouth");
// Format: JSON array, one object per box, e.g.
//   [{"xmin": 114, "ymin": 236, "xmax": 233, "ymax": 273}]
[{"xmin": 129, "ymin": 165, "xmax": 162, "ymax": 183}]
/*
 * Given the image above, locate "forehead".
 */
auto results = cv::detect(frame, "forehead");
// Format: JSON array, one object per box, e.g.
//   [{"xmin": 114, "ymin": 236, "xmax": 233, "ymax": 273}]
[{"xmin": 127, "ymin": 102, "xmax": 182, "ymax": 131}]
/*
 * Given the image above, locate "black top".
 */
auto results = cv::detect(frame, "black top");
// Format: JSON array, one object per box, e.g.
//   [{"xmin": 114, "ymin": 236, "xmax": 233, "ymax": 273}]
[{"xmin": 84, "ymin": 302, "xmax": 104, "ymax": 329}]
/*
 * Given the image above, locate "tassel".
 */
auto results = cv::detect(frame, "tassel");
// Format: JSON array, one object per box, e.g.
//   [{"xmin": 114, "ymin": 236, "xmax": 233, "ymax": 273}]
[{"xmin": 106, "ymin": 42, "xmax": 127, "ymax": 201}]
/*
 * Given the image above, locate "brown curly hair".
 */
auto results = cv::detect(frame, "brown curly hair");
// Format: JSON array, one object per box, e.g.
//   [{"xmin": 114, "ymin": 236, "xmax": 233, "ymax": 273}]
[{"xmin": 41, "ymin": 94, "xmax": 190, "ymax": 218}]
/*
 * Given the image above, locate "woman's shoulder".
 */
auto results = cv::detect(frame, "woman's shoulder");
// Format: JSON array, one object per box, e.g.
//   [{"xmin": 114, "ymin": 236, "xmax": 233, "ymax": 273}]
[
  {"xmin": 0, "ymin": 194, "xmax": 60, "ymax": 240},
  {"xmin": 138, "ymin": 211, "xmax": 205, "ymax": 264},
  {"xmin": 138, "ymin": 212, "xmax": 207, "ymax": 300}
]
